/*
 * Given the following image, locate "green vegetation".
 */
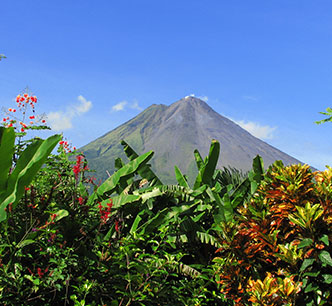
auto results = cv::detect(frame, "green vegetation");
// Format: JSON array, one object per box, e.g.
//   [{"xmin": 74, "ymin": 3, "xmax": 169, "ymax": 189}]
[
  {"xmin": 0, "ymin": 94, "xmax": 332, "ymax": 305},
  {"xmin": 316, "ymin": 107, "xmax": 332, "ymax": 125}
]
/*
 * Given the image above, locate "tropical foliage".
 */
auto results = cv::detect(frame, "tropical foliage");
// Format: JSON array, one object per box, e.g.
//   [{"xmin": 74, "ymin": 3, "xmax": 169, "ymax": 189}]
[
  {"xmin": 214, "ymin": 162, "xmax": 332, "ymax": 305},
  {"xmin": 0, "ymin": 93, "xmax": 332, "ymax": 305}
]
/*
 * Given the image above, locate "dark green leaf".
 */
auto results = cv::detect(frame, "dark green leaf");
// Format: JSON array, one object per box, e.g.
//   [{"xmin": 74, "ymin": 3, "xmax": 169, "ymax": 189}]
[
  {"xmin": 300, "ymin": 259, "xmax": 315, "ymax": 272},
  {"xmin": 319, "ymin": 250, "xmax": 332, "ymax": 266},
  {"xmin": 303, "ymin": 271, "xmax": 320, "ymax": 277},
  {"xmin": 304, "ymin": 282, "xmax": 319, "ymax": 293},
  {"xmin": 322, "ymin": 274, "xmax": 332, "ymax": 284},
  {"xmin": 298, "ymin": 238, "xmax": 313, "ymax": 249},
  {"xmin": 17, "ymin": 239, "xmax": 35, "ymax": 249},
  {"xmin": 319, "ymin": 234, "xmax": 329, "ymax": 246},
  {"xmin": 130, "ymin": 214, "xmax": 143, "ymax": 234},
  {"xmin": 0, "ymin": 127, "xmax": 15, "ymax": 191}
]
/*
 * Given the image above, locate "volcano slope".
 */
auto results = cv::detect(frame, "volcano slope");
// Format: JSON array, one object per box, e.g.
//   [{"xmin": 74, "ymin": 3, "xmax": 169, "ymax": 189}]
[{"xmin": 81, "ymin": 96, "xmax": 303, "ymax": 184}]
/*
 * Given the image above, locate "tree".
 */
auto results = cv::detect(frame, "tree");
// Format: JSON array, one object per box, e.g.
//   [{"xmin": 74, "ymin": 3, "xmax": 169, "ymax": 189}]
[{"xmin": 316, "ymin": 107, "xmax": 332, "ymax": 124}]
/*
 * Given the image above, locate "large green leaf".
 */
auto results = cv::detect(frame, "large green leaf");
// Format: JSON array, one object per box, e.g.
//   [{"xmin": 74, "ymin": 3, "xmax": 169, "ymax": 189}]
[
  {"xmin": 230, "ymin": 178, "xmax": 250, "ymax": 204},
  {"xmin": 252, "ymin": 155, "xmax": 264, "ymax": 180},
  {"xmin": 194, "ymin": 140, "xmax": 220, "ymax": 189},
  {"xmin": 201, "ymin": 140, "xmax": 220, "ymax": 183},
  {"xmin": 111, "ymin": 194, "xmax": 140, "ymax": 209},
  {"xmin": 0, "ymin": 127, "xmax": 15, "ymax": 192},
  {"xmin": 196, "ymin": 231, "xmax": 221, "ymax": 247},
  {"xmin": 17, "ymin": 239, "xmax": 36, "ymax": 249},
  {"xmin": 121, "ymin": 140, "xmax": 162, "ymax": 186},
  {"xmin": 87, "ymin": 151, "xmax": 154, "ymax": 205},
  {"xmin": 322, "ymin": 274, "xmax": 332, "ymax": 284},
  {"xmin": 250, "ymin": 155, "xmax": 264, "ymax": 194},
  {"xmin": 138, "ymin": 208, "xmax": 169, "ymax": 234},
  {"xmin": 319, "ymin": 251, "xmax": 332, "ymax": 266},
  {"xmin": 114, "ymin": 157, "xmax": 125, "ymax": 170},
  {"xmin": 194, "ymin": 149, "xmax": 204, "ymax": 171},
  {"xmin": 0, "ymin": 134, "xmax": 61, "ymax": 222},
  {"xmin": 139, "ymin": 187, "xmax": 164, "ymax": 203},
  {"xmin": 300, "ymin": 259, "xmax": 315, "ymax": 272},
  {"xmin": 130, "ymin": 213, "xmax": 143, "ymax": 234},
  {"xmin": 174, "ymin": 165, "xmax": 189, "ymax": 188}
]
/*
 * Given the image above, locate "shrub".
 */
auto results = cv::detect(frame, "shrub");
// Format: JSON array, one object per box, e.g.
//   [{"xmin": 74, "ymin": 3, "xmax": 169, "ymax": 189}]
[{"xmin": 214, "ymin": 162, "xmax": 332, "ymax": 305}]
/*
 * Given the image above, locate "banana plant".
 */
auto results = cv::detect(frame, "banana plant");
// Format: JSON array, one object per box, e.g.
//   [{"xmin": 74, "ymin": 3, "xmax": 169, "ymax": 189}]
[
  {"xmin": 89, "ymin": 138, "xmax": 265, "ymax": 260},
  {"xmin": 211, "ymin": 155, "xmax": 264, "ymax": 225},
  {"xmin": 87, "ymin": 150, "xmax": 154, "ymax": 206},
  {"xmin": 121, "ymin": 140, "xmax": 162, "ymax": 187},
  {"xmin": 0, "ymin": 127, "xmax": 61, "ymax": 222},
  {"xmin": 193, "ymin": 139, "xmax": 220, "ymax": 189}
]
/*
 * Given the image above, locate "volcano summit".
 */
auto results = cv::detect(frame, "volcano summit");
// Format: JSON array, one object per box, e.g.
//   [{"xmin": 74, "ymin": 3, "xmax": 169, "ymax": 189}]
[{"xmin": 81, "ymin": 96, "xmax": 303, "ymax": 183}]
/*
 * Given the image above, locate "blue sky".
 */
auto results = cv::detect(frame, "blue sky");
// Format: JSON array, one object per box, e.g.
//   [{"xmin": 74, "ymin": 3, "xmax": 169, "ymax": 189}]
[{"xmin": 1, "ymin": 1, "xmax": 332, "ymax": 170}]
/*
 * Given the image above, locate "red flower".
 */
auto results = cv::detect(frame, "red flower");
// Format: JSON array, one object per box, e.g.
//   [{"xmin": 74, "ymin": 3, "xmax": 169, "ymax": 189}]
[
  {"xmin": 73, "ymin": 164, "xmax": 80, "ymax": 179},
  {"xmin": 37, "ymin": 268, "xmax": 44, "ymax": 278},
  {"xmin": 73, "ymin": 155, "xmax": 84, "ymax": 179},
  {"xmin": 98, "ymin": 199, "xmax": 113, "ymax": 224},
  {"xmin": 76, "ymin": 155, "xmax": 84, "ymax": 163},
  {"xmin": 115, "ymin": 220, "xmax": 120, "ymax": 232}
]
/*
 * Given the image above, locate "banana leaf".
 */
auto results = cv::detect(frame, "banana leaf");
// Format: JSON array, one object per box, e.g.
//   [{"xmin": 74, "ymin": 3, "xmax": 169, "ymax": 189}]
[
  {"xmin": 174, "ymin": 165, "xmax": 190, "ymax": 188},
  {"xmin": 121, "ymin": 140, "xmax": 162, "ymax": 186},
  {"xmin": 87, "ymin": 150, "xmax": 154, "ymax": 205},
  {"xmin": 194, "ymin": 140, "xmax": 220, "ymax": 189},
  {"xmin": 0, "ymin": 132, "xmax": 61, "ymax": 222}
]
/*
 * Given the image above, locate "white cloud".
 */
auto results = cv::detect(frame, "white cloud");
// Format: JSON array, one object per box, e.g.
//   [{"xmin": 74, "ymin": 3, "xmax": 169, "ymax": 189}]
[
  {"xmin": 47, "ymin": 95, "xmax": 92, "ymax": 131},
  {"xmin": 198, "ymin": 95, "xmax": 209, "ymax": 102},
  {"xmin": 75, "ymin": 95, "xmax": 92, "ymax": 113},
  {"xmin": 47, "ymin": 112, "xmax": 73, "ymax": 130},
  {"xmin": 184, "ymin": 94, "xmax": 209, "ymax": 102},
  {"xmin": 111, "ymin": 100, "xmax": 143, "ymax": 112},
  {"xmin": 112, "ymin": 101, "xmax": 127, "ymax": 112},
  {"xmin": 233, "ymin": 119, "xmax": 277, "ymax": 140},
  {"xmin": 130, "ymin": 100, "xmax": 143, "ymax": 111}
]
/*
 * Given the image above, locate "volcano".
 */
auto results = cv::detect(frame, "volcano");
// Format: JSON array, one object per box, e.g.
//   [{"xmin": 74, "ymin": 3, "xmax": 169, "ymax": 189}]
[{"xmin": 81, "ymin": 96, "xmax": 303, "ymax": 183}]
